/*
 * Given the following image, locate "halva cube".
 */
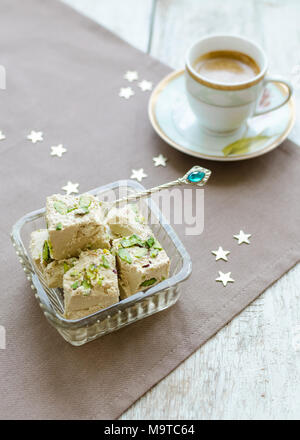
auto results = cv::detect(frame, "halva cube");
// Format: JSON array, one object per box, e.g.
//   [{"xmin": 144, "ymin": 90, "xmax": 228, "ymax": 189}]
[
  {"xmin": 63, "ymin": 249, "xmax": 119, "ymax": 319},
  {"xmin": 43, "ymin": 257, "xmax": 78, "ymax": 289},
  {"xmin": 46, "ymin": 194, "xmax": 110, "ymax": 260},
  {"xmin": 113, "ymin": 233, "xmax": 170, "ymax": 299},
  {"xmin": 29, "ymin": 229, "xmax": 49, "ymax": 270},
  {"xmin": 30, "ymin": 229, "xmax": 79, "ymax": 288},
  {"xmin": 106, "ymin": 203, "xmax": 151, "ymax": 238}
]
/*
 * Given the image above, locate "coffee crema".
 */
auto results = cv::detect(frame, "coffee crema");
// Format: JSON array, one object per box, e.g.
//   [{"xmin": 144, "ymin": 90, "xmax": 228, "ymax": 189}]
[{"xmin": 193, "ymin": 50, "xmax": 260, "ymax": 84}]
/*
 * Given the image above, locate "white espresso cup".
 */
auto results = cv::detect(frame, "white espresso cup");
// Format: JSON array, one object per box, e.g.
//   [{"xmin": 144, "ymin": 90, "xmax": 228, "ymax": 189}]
[{"xmin": 185, "ymin": 35, "xmax": 293, "ymax": 133}]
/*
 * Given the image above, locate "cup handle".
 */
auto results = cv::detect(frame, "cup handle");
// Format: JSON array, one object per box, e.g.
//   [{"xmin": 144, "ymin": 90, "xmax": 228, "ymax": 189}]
[{"xmin": 254, "ymin": 75, "xmax": 293, "ymax": 116}]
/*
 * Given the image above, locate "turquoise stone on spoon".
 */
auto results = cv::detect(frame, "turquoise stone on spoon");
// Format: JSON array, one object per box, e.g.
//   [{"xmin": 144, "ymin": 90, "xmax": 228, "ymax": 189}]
[
  {"xmin": 187, "ymin": 170, "xmax": 206, "ymax": 183},
  {"xmin": 114, "ymin": 165, "xmax": 212, "ymax": 205}
]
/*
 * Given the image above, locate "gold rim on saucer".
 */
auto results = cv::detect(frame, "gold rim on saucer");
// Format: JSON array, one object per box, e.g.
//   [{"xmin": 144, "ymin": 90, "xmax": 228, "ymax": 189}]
[{"xmin": 148, "ymin": 69, "xmax": 295, "ymax": 161}]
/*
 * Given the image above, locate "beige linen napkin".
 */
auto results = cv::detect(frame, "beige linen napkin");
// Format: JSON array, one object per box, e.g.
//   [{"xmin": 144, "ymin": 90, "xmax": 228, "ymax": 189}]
[{"xmin": 0, "ymin": 0, "xmax": 299, "ymax": 419}]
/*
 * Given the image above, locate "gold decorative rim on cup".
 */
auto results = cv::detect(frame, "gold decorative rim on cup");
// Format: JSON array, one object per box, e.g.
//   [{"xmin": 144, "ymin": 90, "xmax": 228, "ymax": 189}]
[
  {"xmin": 185, "ymin": 63, "xmax": 266, "ymax": 91},
  {"xmin": 185, "ymin": 35, "xmax": 268, "ymax": 92}
]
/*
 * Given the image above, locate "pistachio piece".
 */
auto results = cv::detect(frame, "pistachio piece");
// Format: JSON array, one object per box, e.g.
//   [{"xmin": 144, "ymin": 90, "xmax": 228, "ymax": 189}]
[
  {"xmin": 140, "ymin": 278, "xmax": 157, "ymax": 287},
  {"xmin": 81, "ymin": 280, "xmax": 91, "ymax": 291},
  {"xmin": 74, "ymin": 206, "xmax": 89, "ymax": 215},
  {"xmin": 145, "ymin": 236, "xmax": 155, "ymax": 249},
  {"xmin": 121, "ymin": 234, "xmax": 144, "ymax": 248},
  {"xmin": 42, "ymin": 241, "xmax": 51, "ymax": 263},
  {"xmin": 63, "ymin": 262, "xmax": 70, "ymax": 273},
  {"xmin": 153, "ymin": 239, "xmax": 163, "ymax": 250},
  {"xmin": 71, "ymin": 281, "xmax": 79, "ymax": 290},
  {"xmin": 54, "ymin": 201, "xmax": 68, "ymax": 215},
  {"xmin": 79, "ymin": 195, "xmax": 91, "ymax": 208},
  {"xmin": 150, "ymin": 249, "xmax": 159, "ymax": 258},
  {"xmin": 134, "ymin": 248, "xmax": 148, "ymax": 258},
  {"xmin": 118, "ymin": 248, "xmax": 132, "ymax": 264},
  {"xmin": 101, "ymin": 255, "xmax": 110, "ymax": 269}
]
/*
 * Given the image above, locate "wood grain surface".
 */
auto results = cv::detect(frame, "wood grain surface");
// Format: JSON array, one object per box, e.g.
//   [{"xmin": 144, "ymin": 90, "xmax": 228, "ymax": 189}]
[{"xmin": 62, "ymin": 0, "xmax": 300, "ymax": 420}]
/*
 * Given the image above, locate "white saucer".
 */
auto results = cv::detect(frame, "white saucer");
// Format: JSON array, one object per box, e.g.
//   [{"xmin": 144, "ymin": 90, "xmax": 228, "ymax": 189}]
[{"xmin": 148, "ymin": 70, "xmax": 295, "ymax": 161}]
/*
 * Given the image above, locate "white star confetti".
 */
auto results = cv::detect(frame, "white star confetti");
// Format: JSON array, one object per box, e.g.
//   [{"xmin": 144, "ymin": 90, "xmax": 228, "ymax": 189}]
[
  {"xmin": 138, "ymin": 80, "xmax": 153, "ymax": 92},
  {"xmin": 119, "ymin": 87, "xmax": 135, "ymax": 99},
  {"xmin": 212, "ymin": 246, "xmax": 230, "ymax": 262},
  {"xmin": 216, "ymin": 271, "xmax": 234, "ymax": 287},
  {"xmin": 27, "ymin": 130, "xmax": 43, "ymax": 144},
  {"xmin": 50, "ymin": 144, "xmax": 67, "ymax": 158},
  {"xmin": 124, "ymin": 70, "xmax": 138, "ymax": 82},
  {"xmin": 0, "ymin": 131, "xmax": 6, "ymax": 141},
  {"xmin": 130, "ymin": 168, "xmax": 147, "ymax": 182},
  {"xmin": 153, "ymin": 154, "xmax": 167, "ymax": 167},
  {"xmin": 62, "ymin": 181, "xmax": 79, "ymax": 195},
  {"xmin": 233, "ymin": 230, "xmax": 251, "ymax": 245}
]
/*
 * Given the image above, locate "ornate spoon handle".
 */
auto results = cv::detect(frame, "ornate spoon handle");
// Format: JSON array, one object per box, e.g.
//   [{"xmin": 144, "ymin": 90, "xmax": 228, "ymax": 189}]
[{"xmin": 114, "ymin": 165, "xmax": 212, "ymax": 205}]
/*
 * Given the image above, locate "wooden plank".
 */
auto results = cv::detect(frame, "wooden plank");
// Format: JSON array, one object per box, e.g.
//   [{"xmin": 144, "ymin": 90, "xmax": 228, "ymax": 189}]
[
  {"xmin": 150, "ymin": 0, "xmax": 264, "ymax": 69},
  {"xmin": 259, "ymin": 0, "xmax": 300, "ymax": 144},
  {"xmin": 61, "ymin": 0, "xmax": 154, "ymax": 52}
]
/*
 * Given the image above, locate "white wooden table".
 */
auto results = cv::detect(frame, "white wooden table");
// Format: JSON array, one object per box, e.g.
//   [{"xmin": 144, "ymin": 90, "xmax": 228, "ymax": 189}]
[{"xmin": 62, "ymin": 0, "xmax": 300, "ymax": 420}]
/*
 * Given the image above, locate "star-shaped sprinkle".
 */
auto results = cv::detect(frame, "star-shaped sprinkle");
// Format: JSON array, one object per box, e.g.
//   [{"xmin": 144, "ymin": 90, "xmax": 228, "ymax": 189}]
[
  {"xmin": 62, "ymin": 181, "xmax": 79, "ymax": 195},
  {"xmin": 50, "ymin": 144, "xmax": 67, "ymax": 158},
  {"xmin": 216, "ymin": 271, "xmax": 234, "ymax": 287},
  {"xmin": 119, "ymin": 87, "xmax": 135, "ymax": 99},
  {"xmin": 212, "ymin": 246, "xmax": 230, "ymax": 261},
  {"xmin": 233, "ymin": 230, "xmax": 251, "ymax": 245},
  {"xmin": 153, "ymin": 154, "xmax": 168, "ymax": 167},
  {"xmin": 27, "ymin": 130, "xmax": 43, "ymax": 143},
  {"xmin": 124, "ymin": 70, "xmax": 138, "ymax": 82},
  {"xmin": 138, "ymin": 80, "xmax": 153, "ymax": 92},
  {"xmin": 130, "ymin": 168, "xmax": 147, "ymax": 182},
  {"xmin": 0, "ymin": 131, "xmax": 6, "ymax": 141}
]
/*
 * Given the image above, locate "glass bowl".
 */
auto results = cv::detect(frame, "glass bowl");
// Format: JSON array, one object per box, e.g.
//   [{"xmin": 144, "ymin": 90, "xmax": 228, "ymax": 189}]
[{"xmin": 11, "ymin": 180, "xmax": 192, "ymax": 346}]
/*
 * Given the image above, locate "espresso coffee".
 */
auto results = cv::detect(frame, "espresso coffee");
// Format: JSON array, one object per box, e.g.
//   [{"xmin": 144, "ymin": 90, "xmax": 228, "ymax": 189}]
[{"xmin": 193, "ymin": 50, "xmax": 260, "ymax": 84}]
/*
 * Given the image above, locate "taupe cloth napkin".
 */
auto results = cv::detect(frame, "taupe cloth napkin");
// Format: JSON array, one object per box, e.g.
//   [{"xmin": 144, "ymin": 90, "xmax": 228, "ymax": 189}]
[{"xmin": 0, "ymin": 0, "xmax": 300, "ymax": 419}]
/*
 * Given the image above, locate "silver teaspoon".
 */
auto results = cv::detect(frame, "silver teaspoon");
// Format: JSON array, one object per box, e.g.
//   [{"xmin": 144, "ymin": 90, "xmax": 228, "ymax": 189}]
[{"xmin": 113, "ymin": 165, "xmax": 212, "ymax": 206}]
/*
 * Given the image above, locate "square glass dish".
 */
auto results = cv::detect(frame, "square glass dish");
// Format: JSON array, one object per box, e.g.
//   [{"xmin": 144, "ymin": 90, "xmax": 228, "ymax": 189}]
[{"xmin": 11, "ymin": 180, "xmax": 192, "ymax": 346}]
